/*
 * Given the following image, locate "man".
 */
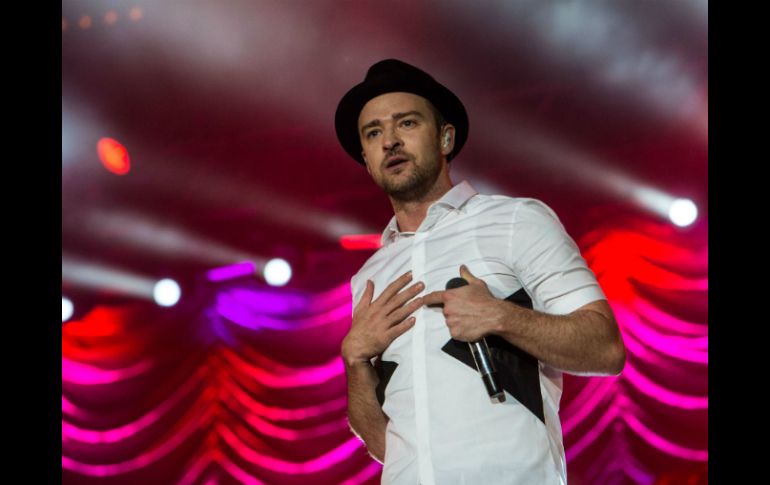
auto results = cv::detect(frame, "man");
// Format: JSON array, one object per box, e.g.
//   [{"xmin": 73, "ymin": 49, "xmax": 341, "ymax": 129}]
[{"xmin": 334, "ymin": 59, "xmax": 625, "ymax": 485}]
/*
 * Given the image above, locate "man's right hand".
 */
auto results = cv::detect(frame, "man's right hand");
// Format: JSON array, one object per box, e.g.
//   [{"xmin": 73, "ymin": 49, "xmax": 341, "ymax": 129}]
[{"xmin": 342, "ymin": 271, "xmax": 424, "ymax": 366}]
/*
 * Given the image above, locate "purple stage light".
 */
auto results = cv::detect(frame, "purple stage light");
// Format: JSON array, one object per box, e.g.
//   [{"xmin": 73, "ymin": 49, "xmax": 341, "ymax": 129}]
[{"xmin": 206, "ymin": 261, "xmax": 257, "ymax": 282}]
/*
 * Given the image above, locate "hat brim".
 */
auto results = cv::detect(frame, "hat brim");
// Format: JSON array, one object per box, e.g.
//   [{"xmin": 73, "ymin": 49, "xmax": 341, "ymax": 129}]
[{"xmin": 335, "ymin": 71, "xmax": 468, "ymax": 166}]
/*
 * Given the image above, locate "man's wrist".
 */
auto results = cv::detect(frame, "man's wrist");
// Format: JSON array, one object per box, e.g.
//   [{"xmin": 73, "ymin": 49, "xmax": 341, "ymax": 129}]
[
  {"xmin": 489, "ymin": 299, "xmax": 517, "ymax": 337},
  {"xmin": 343, "ymin": 355, "xmax": 373, "ymax": 368}
]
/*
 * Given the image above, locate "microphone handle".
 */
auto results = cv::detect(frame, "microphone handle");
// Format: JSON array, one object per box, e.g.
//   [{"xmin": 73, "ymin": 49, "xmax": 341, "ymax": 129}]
[
  {"xmin": 444, "ymin": 276, "xmax": 505, "ymax": 402},
  {"xmin": 468, "ymin": 339, "xmax": 505, "ymax": 401}
]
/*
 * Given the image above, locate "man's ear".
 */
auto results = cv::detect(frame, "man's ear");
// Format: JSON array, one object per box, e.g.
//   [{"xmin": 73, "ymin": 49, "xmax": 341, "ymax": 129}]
[
  {"xmin": 440, "ymin": 124, "xmax": 456, "ymax": 157},
  {"xmin": 362, "ymin": 152, "xmax": 371, "ymax": 175}
]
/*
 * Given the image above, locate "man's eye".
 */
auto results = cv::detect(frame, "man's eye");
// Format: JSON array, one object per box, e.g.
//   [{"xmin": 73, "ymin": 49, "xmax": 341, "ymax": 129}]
[
  {"xmin": 402, "ymin": 120, "xmax": 415, "ymax": 127},
  {"xmin": 366, "ymin": 130, "xmax": 380, "ymax": 138}
]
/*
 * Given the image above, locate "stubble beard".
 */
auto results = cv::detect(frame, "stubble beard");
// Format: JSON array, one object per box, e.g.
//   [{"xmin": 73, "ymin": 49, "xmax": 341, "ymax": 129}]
[{"xmin": 379, "ymin": 147, "xmax": 443, "ymax": 203}]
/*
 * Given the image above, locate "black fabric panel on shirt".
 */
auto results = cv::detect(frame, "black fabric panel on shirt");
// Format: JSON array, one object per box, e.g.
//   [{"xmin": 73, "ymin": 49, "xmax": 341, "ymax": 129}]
[
  {"xmin": 373, "ymin": 357, "xmax": 398, "ymax": 407},
  {"xmin": 440, "ymin": 288, "xmax": 545, "ymax": 424}
]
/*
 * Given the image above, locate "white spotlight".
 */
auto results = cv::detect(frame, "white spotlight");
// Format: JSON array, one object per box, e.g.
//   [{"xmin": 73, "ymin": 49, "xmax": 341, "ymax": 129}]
[
  {"xmin": 668, "ymin": 199, "xmax": 698, "ymax": 227},
  {"xmin": 263, "ymin": 258, "xmax": 292, "ymax": 287},
  {"xmin": 153, "ymin": 278, "xmax": 181, "ymax": 307},
  {"xmin": 62, "ymin": 297, "xmax": 74, "ymax": 322}
]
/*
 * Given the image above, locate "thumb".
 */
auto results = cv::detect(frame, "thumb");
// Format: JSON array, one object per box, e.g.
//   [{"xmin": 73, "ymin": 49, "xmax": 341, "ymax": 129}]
[{"xmin": 459, "ymin": 264, "xmax": 481, "ymax": 284}]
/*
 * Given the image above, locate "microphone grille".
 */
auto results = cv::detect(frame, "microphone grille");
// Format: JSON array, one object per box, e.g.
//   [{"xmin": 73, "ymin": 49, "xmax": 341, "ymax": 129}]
[{"xmin": 446, "ymin": 277, "xmax": 469, "ymax": 290}]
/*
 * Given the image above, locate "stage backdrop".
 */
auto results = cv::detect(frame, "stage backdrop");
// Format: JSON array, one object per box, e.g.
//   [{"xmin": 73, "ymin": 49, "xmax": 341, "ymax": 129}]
[{"xmin": 62, "ymin": 215, "xmax": 707, "ymax": 485}]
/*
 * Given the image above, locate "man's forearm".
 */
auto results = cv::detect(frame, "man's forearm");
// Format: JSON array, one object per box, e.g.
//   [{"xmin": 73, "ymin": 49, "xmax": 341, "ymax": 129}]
[
  {"xmin": 345, "ymin": 360, "xmax": 388, "ymax": 463},
  {"xmin": 489, "ymin": 300, "xmax": 625, "ymax": 375}
]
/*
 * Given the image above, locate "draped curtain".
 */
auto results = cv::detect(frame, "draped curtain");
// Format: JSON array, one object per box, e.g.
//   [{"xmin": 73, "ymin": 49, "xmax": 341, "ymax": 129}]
[{"xmin": 62, "ymin": 215, "xmax": 707, "ymax": 484}]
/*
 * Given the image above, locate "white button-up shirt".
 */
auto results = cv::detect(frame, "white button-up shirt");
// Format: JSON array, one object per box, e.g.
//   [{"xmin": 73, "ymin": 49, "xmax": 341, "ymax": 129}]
[{"xmin": 350, "ymin": 181, "xmax": 606, "ymax": 485}]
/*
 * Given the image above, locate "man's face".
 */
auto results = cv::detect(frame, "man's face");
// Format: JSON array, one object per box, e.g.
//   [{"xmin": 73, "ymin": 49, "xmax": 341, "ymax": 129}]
[{"xmin": 358, "ymin": 92, "xmax": 448, "ymax": 202}]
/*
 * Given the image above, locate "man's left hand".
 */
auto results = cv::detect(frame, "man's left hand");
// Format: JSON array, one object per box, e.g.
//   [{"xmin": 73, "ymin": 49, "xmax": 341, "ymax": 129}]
[{"xmin": 422, "ymin": 265, "xmax": 513, "ymax": 342}]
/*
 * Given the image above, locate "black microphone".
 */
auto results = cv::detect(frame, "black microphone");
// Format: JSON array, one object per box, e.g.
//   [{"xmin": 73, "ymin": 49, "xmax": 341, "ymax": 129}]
[{"xmin": 445, "ymin": 277, "xmax": 505, "ymax": 402}]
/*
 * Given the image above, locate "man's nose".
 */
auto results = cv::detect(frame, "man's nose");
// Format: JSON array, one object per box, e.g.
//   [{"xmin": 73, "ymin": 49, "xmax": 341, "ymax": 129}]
[{"xmin": 382, "ymin": 126, "xmax": 402, "ymax": 151}]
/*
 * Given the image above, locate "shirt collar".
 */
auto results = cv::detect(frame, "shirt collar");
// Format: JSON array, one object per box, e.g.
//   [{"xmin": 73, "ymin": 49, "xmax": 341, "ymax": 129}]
[{"xmin": 380, "ymin": 180, "xmax": 478, "ymax": 246}]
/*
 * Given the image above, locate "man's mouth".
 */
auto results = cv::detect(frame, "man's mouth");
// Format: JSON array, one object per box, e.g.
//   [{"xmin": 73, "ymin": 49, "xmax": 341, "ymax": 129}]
[{"xmin": 385, "ymin": 155, "xmax": 409, "ymax": 169}]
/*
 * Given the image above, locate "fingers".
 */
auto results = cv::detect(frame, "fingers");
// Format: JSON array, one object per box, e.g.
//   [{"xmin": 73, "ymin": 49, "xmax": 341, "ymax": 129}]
[
  {"xmin": 362, "ymin": 279, "xmax": 375, "ymax": 302},
  {"xmin": 353, "ymin": 279, "xmax": 375, "ymax": 313},
  {"xmin": 386, "ymin": 316, "xmax": 416, "ymax": 340},
  {"xmin": 384, "ymin": 281, "xmax": 424, "ymax": 314},
  {"xmin": 388, "ymin": 294, "xmax": 425, "ymax": 323},
  {"xmin": 421, "ymin": 290, "xmax": 445, "ymax": 307},
  {"xmin": 376, "ymin": 271, "xmax": 413, "ymax": 304}
]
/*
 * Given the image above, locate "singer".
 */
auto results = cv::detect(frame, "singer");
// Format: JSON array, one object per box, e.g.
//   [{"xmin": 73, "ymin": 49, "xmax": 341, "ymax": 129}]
[{"xmin": 335, "ymin": 59, "xmax": 626, "ymax": 485}]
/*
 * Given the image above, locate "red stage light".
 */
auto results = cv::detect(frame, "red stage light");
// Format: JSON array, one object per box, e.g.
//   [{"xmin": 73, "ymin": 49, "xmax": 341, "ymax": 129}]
[
  {"xmin": 340, "ymin": 234, "xmax": 382, "ymax": 250},
  {"xmin": 97, "ymin": 137, "xmax": 131, "ymax": 175}
]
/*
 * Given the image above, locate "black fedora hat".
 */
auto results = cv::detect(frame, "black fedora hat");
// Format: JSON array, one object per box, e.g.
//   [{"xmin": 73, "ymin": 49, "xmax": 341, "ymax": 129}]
[{"xmin": 334, "ymin": 59, "xmax": 469, "ymax": 166}]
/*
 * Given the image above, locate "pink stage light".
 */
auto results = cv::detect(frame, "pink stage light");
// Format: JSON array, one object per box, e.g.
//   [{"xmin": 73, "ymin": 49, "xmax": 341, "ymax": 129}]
[
  {"xmin": 218, "ymin": 423, "xmax": 363, "ymax": 474},
  {"xmin": 620, "ymin": 397, "xmax": 707, "ymax": 461},
  {"xmin": 62, "ymin": 364, "xmax": 209, "ymax": 444},
  {"xmin": 62, "ymin": 356, "xmax": 154, "ymax": 385},
  {"xmin": 632, "ymin": 299, "xmax": 707, "ymax": 336},
  {"xmin": 621, "ymin": 362, "xmax": 707, "ymax": 410},
  {"xmin": 219, "ymin": 347, "xmax": 343, "ymax": 389},
  {"xmin": 179, "ymin": 449, "xmax": 380, "ymax": 485},
  {"xmin": 62, "ymin": 405, "xmax": 214, "ymax": 476},
  {"xmin": 239, "ymin": 407, "xmax": 348, "ymax": 441},
  {"xmin": 561, "ymin": 378, "xmax": 615, "ymax": 434},
  {"xmin": 565, "ymin": 405, "xmax": 620, "ymax": 461},
  {"xmin": 614, "ymin": 305, "xmax": 707, "ymax": 364},
  {"xmin": 223, "ymin": 375, "xmax": 346, "ymax": 421}
]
